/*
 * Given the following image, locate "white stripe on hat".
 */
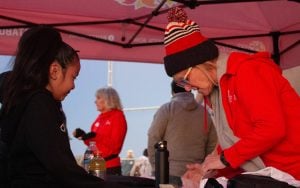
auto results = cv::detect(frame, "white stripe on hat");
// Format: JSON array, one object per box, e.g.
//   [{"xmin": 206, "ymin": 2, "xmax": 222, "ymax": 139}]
[
  {"xmin": 164, "ymin": 31, "xmax": 197, "ymax": 46},
  {"xmin": 165, "ymin": 25, "xmax": 200, "ymax": 45}
]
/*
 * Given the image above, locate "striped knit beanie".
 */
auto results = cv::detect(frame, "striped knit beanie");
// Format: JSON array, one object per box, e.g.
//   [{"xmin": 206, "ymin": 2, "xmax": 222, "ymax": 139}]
[{"xmin": 164, "ymin": 7, "xmax": 219, "ymax": 77}]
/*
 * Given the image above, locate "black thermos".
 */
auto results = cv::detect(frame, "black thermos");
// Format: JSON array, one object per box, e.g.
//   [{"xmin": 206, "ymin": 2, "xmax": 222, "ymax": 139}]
[{"xmin": 155, "ymin": 140, "xmax": 169, "ymax": 188}]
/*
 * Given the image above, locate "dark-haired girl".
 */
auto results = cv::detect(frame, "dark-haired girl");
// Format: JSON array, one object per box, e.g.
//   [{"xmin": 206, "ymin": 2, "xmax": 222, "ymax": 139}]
[{"xmin": 0, "ymin": 26, "xmax": 127, "ymax": 188}]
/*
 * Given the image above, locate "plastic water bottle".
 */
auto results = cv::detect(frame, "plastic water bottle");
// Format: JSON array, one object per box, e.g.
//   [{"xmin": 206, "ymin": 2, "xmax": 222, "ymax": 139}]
[
  {"xmin": 88, "ymin": 151, "xmax": 106, "ymax": 180},
  {"xmin": 83, "ymin": 141, "xmax": 96, "ymax": 172},
  {"xmin": 155, "ymin": 140, "xmax": 169, "ymax": 188}
]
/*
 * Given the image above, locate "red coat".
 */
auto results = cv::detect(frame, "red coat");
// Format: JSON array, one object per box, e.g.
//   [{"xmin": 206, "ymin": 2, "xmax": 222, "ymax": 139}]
[
  {"xmin": 221, "ymin": 52, "xmax": 300, "ymax": 179},
  {"xmin": 85, "ymin": 109, "xmax": 127, "ymax": 168}
]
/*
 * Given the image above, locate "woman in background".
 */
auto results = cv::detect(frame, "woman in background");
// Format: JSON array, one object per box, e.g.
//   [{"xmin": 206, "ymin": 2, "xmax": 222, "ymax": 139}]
[{"xmin": 74, "ymin": 87, "xmax": 127, "ymax": 176}]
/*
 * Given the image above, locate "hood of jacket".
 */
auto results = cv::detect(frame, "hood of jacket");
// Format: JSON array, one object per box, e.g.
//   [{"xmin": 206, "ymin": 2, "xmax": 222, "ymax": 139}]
[{"xmin": 171, "ymin": 92, "xmax": 198, "ymax": 111}]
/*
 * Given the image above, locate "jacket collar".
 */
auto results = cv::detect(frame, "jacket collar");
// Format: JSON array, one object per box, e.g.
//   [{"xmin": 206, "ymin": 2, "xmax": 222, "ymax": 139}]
[
  {"xmin": 100, "ymin": 109, "xmax": 121, "ymax": 117},
  {"xmin": 224, "ymin": 51, "xmax": 273, "ymax": 75}
]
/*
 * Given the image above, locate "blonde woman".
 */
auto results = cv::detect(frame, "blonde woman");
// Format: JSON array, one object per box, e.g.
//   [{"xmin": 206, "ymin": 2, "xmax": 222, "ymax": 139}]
[
  {"xmin": 74, "ymin": 87, "xmax": 127, "ymax": 175},
  {"xmin": 163, "ymin": 7, "xmax": 300, "ymax": 186}
]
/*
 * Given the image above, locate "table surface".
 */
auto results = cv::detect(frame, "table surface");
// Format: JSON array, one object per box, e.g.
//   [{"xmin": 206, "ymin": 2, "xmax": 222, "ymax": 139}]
[{"xmin": 107, "ymin": 175, "xmax": 155, "ymax": 188}]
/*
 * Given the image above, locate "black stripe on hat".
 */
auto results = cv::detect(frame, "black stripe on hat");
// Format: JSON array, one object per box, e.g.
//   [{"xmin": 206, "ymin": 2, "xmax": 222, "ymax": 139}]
[
  {"xmin": 164, "ymin": 24, "xmax": 200, "ymax": 45},
  {"xmin": 164, "ymin": 27, "xmax": 200, "ymax": 45},
  {"xmin": 164, "ymin": 40, "xmax": 219, "ymax": 77}
]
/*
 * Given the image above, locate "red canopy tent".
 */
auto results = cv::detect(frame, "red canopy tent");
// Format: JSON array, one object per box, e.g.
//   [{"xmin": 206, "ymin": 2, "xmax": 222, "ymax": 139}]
[{"xmin": 0, "ymin": 0, "xmax": 300, "ymax": 70}]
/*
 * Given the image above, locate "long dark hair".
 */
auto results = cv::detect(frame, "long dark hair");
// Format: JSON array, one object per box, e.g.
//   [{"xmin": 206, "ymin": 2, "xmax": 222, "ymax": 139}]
[{"xmin": 2, "ymin": 25, "xmax": 79, "ymax": 113}]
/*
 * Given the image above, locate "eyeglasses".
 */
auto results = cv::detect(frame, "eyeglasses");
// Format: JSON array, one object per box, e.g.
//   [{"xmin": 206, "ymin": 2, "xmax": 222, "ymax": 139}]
[
  {"xmin": 184, "ymin": 67, "xmax": 193, "ymax": 81},
  {"xmin": 175, "ymin": 67, "xmax": 197, "ymax": 90}
]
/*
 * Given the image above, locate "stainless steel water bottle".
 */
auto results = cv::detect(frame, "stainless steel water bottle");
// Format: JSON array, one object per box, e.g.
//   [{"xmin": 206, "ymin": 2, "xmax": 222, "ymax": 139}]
[{"xmin": 155, "ymin": 140, "xmax": 169, "ymax": 188}]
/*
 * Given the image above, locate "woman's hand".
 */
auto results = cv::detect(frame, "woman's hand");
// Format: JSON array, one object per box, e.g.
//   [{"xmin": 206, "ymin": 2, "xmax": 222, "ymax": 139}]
[
  {"xmin": 73, "ymin": 128, "xmax": 86, "ymax": 140},
  {"xmin": 181, "ymin": 163, "xmax": 203, "ymax": 188},
  {"xmin": 202, "ymin": 154, "xmax": 226, "ymax": 173},
  {"xmin": 181, "ymin": 153, "xmax": 226, "ymax": 187}
]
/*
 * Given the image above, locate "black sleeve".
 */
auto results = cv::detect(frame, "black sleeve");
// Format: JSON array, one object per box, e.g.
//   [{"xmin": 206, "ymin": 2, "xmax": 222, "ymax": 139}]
[
  {"xmin": 0, "ymin": 71, "xmax": 11, "ymax": 103},
  {"xmin": 22, "ymin": 92, "xmax": 127, "ymax": 188}
]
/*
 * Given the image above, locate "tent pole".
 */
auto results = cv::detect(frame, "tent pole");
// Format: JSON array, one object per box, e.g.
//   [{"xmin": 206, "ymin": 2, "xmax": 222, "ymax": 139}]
[
  {"xmin": 288, "ymin": 0, "xmax": 300, "ymax": 3},
  {"xmin": 107, "ymin": 61, "xmax": 113, "ymax": 87},
  {"xmin": 280, "ymin": 40, "xmax": 300, "ymax": 56},
  {"xmin": 171, "ymin": 0, "xmax": 275, "ymax": 8},
  {"xmin": 126, "ymin": 0, "xmax": 167, "ymax": 46},
  {"xmin": 271, "ymin": 32, "xmax": 280, "ymax": 65},
  {"xmin": 214, "ymin": 41, "xmax": 257, "ymax": 53}
]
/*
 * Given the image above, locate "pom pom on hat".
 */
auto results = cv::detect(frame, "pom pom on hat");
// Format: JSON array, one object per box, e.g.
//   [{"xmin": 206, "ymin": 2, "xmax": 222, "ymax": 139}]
[
  {"xmin": 167, "ymin": 7, "xmax": 188, "ymax": 23},
  {"xmin": 163, "ymin": 7, "xmax": 219, "ymax": 77}
]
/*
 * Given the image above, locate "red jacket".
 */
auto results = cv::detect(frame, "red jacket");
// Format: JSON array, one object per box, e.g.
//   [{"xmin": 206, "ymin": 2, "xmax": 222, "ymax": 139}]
[
  {"xmin": 85, "ymin": 109, "xmax": 127, "ymax": 168},
  {"xmin": 221, "ymin": 52, "xmax": 300, "ymax": 179}
]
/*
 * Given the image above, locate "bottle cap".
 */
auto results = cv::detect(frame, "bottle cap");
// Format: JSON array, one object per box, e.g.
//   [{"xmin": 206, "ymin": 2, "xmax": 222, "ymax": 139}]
[{"xmin": 155, "ymin": 141, "xmax": 167, "ymax": 149}]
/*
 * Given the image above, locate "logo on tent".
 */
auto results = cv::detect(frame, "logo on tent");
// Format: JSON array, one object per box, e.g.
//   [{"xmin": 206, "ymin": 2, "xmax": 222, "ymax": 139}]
[
  {"xmin": 219, "ymin": 40, "xmax": 267, "ymax": 54},
  {"xmin": 114, "ymin": 0, "xmax": 177, "ymax": 9}
]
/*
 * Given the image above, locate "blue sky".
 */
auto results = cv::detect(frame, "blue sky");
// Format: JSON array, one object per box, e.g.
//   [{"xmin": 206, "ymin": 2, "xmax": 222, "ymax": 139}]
[{"xmin": 0, "ymin": 55, "xmax": 172, "ymax": 158}]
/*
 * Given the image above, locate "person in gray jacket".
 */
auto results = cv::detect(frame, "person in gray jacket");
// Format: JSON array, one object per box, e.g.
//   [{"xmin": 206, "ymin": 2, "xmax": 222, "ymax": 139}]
[{"xmin": 147, "ymin": 81, "xmax": 217, "ymax": 187}]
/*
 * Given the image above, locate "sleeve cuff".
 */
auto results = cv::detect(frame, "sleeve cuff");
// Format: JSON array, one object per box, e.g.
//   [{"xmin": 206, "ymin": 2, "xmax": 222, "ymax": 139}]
[
  {"xmin": 223, "ymin": 148, "xmax": 245, "ymax": 168},
  {"xmin": 220, "ymin": 151, "xmax": 231, "ymax": 167}
]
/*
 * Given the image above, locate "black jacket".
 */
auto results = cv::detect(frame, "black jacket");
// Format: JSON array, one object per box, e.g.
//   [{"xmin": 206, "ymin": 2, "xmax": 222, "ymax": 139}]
[
  {"xmin": 0, "ymin": 71, "xmax": 10, "ymax": 104},
  {"xmin": 0, "ymin": 88, "xmax": 127, "ymax": 188}
]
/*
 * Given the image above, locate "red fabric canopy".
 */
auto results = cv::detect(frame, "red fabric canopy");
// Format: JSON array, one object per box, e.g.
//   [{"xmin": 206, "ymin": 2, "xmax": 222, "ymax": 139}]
[{"xmin": 0, "ymin": 0, "xmax": 299, "ymax": 69}]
